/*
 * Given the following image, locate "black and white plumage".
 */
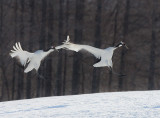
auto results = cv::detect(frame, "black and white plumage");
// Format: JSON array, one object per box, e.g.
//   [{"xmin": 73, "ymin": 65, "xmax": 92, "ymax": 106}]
[
  {"xmin": 56, "ymin": 35, "xmax": 128, "ymax": 68},
  {"xmin": 10, "ymin": 42, "xmax": 54, "ymax": 73}
]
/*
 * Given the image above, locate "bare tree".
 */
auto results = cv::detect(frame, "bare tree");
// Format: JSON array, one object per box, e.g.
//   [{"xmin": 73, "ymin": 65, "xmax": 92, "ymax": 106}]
[
  {"xmin": 118, "ymin": 0, "xmax": 130, "ymax": 91},
  {"xmin": 62, "ymin": 0, "xmax": 69, "ymax": 95},
  {"xmin": 108, "ymin": 1, "xmax": 119, "ymax": 91},
  {"xmin": 45, "ymin": 0, "xmax": 54, "ymax": 97},
  {"xmin": 17, "ymin": 0, "xmax": 25, "ymax": 100},
  {"xmin": 148, "ymin": 0, "xmax": 157, "ymax": 90},
  {"xmin": 55, "ymin": 0, "xmax": 64, "ymax": 96},
  {"xmin": 92, "ymin": 0, "xmax": 102, "ymax": 93},
  {"xmin": 72, "ymin": 0, "xmax": 84, "ymax": 95}
]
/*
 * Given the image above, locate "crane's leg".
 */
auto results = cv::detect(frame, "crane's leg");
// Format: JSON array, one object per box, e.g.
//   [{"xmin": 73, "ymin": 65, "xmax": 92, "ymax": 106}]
[
  {"xmin": 69, "ymin": 55, "xmax": 93, "ymax": 67},
  {"xmin": 34, "ymin": 63, "xmax": 46, "ymax": 79},
  {"xmin": 31, "ymin": 70, "xmax": 46, "ymax": 80},
  {"xmin": 30, "ymin": 72, "xmax": 45, "ymax": 80},
  {"xmin": 109, "ymin": 67, "xmax": 126, "ymax": 77},
  {"xmin": 15, "ymin": 61, "xmax": 25, "ymax": 70},
  {"xmin": 37, "ymin": 72, "xmax": 46, "ymax": 80}
]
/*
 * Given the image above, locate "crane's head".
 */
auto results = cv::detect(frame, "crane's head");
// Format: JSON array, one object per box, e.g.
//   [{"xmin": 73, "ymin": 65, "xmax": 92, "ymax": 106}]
[
  {"xmin": 50, "ymin": 45, "xmax": 60, "ymax": 52},
  {"xmin": 50, "ymin": 46, "xmax": 54, "ymax": 49},
  {"xmin": 121, "ymin": 41, "xmax": 129, "ymax": 49},
  {"xmin": 116, "ymin": 41, "xmax": 129, "ymax": 49},
  {"xmin": 44, "ymin": 46, "xmax": 55, "ymax": 52}
]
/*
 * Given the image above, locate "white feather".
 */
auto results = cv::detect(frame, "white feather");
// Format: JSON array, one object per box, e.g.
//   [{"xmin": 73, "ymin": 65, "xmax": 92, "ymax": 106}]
[
  {"xmin": 13, "ymin": 45, "xmax": 18, "ymax": 51},
  {"xmin": 18, "ymin": 42, "xmax": 23, "ymax": 51},
  {"xmin": 10, "ymin": 42, "xmax": 54, "ymax": 73},
  {"xmin": 10, "ymin": 43, "xmax": 33, "ymax": 66},
  {"xmin": 56, "ymin": 35, "xmax": 123, "ymax": 68}
]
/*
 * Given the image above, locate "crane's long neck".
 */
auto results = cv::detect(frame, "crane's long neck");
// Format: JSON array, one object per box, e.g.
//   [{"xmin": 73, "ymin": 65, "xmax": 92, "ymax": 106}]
[
  {"xmin": 41, "ymin": 49, "xmax": 54, "ymax": 60},
  {"xmin": 79, "ymin": 44, "xmax": 102, "ymax": 53},
  {"xmin": 115, "ymin": 42, "xmax": 123, "ymax": 48}
]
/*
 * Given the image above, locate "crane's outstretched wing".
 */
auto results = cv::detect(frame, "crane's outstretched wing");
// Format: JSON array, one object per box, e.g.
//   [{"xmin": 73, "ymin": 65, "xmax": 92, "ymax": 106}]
[
  {"xmin": 55, "ymin": 35, "xmax": 103, "ymax": 59},
  {"xmin": 10, "ymin": 42, "xmax": 33, "ymax": 66}
]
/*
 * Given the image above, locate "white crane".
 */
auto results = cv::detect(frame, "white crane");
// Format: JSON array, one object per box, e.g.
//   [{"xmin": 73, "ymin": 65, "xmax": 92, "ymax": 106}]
[
  {"xmin": 10, "ymin": 42, "xmax": 55, "ymax": 74},
  {"xmin": 56, "ymin": 35, "xmax": 128, "ymax": 69}
]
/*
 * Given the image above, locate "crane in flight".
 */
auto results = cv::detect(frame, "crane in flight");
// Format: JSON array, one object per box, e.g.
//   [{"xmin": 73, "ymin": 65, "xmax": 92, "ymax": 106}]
[
  {"xmin": 10, "ymin": 42, "xmax": 55, "ymax": 75},
  {"xmin": 56, "ymin": 35, "xmax": 128, "ymax": 73}
]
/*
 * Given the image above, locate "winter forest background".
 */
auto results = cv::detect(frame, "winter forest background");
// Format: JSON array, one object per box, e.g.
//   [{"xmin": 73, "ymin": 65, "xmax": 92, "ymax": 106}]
[{"xmin": 0, "ymin": 0, "xmax": 160, "ymax": 101}]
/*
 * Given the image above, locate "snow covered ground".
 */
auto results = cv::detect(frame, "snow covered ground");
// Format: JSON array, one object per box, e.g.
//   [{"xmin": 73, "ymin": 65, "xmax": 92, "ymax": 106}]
[{"xmin": 0, "ymin": 90, "xmax": 160, "ymax": 118}]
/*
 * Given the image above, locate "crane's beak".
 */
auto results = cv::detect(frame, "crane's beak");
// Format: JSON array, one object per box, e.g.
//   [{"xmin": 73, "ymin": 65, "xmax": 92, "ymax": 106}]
[{"xmin": 124, "ymin": 44, "xmax": 129, "ymax": 49}]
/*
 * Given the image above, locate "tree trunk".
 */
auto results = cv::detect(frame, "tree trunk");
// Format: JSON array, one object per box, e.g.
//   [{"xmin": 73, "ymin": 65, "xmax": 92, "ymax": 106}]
[
  {"xmin": 56, "ymin": 0, "xmax": 64, "ymax": 96},
  {"xmin": 37, "ymin": 0, "xmax": 47, "ymax": 97},
  {"xmin": 26, "ymin": 0, "xmax": 35, "ymax": 99},
  {"xmin": 63, "ymin": 0, "xmax": 69, "ymax": 95},
  {"xmin": 118, "ymin": 0, "xmax": 129, "ymax": 91},
  {"xmin": 11, "ymin": 0, "xmax": 18, "ymax": 100},
  {"xmin": 108, "ymin": 1, "xmax": 119, "ymax": 91},
  {"xmin": 92, "ymin": 0, "xmax": 102, "ymax": 93},
  {"xmin": 148, "ymin": 1, "xmax": 157, "ymax": 90},
  {"xmin": 17, "ymin": 0, "xmax": 25, "ymax": 100},
  {"xmin": 72, "ymin": 0, "xmax": 84, "ymax": 95},
  {"xmin": 45, "ymin": 0, "xmax": 54, "ymax": 96}
]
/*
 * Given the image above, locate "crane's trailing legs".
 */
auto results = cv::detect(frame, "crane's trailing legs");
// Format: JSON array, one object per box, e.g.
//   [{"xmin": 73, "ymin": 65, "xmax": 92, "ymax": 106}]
[
  {"xmin": 56, "ymin": 35, "xmax": 128, "ymax": 77},
  {"xmin": 37, "ymin": 72, "xmax": 46, "ymax": 80},
  {"xmin": 109, "ymin": 66, "xmax": 126, "ymax": 77},
  {"xmin": 31, "ymin": 70, "xmax": 46, "ymax": 80}
]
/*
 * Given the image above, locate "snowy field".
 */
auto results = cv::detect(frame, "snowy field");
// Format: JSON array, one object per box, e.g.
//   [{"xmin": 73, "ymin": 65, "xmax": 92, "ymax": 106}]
[{"xmin": 0, "ymin": 90, "xmax": 160, "ymax": 118}]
